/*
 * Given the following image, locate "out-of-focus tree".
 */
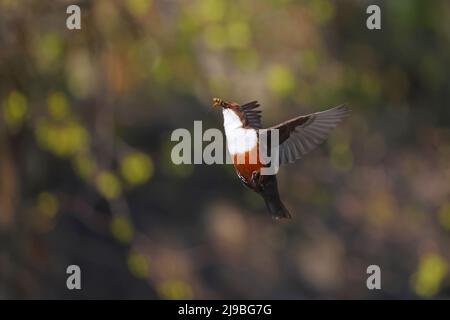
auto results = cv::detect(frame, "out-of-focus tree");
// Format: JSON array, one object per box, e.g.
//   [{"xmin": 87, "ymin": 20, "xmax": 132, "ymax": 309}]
[{"xmin": 0, "ymin": 0, "xmax": 449, "ymax": 299}]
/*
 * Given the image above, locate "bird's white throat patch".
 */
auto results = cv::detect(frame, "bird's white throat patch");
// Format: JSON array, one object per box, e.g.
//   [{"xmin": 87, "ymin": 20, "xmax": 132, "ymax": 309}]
[{"xmin": 222, "ymin": 108, "xmax": 257, "ymax": 154}]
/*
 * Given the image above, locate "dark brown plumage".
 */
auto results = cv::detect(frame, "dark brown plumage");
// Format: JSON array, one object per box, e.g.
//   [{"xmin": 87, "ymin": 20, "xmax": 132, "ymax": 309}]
[{"xmin": 213, "ymin": 98, "xmax": 350, "ymax": 219}]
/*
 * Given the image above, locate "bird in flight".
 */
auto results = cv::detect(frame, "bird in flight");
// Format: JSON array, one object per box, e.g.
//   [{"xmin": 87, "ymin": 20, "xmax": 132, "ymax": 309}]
[{"xmin": 212, "ymin": 97, "xmax": 350, "ymax": 219}]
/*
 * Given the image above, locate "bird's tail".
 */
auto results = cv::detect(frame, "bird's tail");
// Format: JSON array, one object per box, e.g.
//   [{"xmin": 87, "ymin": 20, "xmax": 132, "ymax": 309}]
[
  {"xmin": 263, "ymin": 194, "xmax": 291, "ymax": 219},
  {"xmin": 258, "ymin": 174, "xmax": 291, "ymax": 219}
]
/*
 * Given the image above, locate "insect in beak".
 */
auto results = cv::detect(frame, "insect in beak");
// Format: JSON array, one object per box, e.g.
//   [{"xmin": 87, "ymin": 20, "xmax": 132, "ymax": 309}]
[{"xmin": 212, "ymin": 97, "xmax": 224, "ymax": 108}]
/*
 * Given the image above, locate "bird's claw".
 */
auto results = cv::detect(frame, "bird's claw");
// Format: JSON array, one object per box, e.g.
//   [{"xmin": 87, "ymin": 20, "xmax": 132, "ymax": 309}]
[{"xmin": 250, "ymin": 171, "xmax": 264, "ymax": 192}]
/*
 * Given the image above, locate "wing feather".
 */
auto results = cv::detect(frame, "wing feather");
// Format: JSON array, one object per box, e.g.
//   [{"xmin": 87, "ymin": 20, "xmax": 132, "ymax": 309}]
[
  {"xmin": 270, "ymin": 105, "xmax": 350, "ymax": 165},
  {"xmin": 240, "ymin": 101, "xmax": 262, "ymax": 128}
]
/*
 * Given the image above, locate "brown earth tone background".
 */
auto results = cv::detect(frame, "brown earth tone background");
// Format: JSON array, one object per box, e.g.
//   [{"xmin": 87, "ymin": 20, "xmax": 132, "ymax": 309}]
[{"xmin": 0, "ymin": 0, "xmax": 449, "ymax": 299}]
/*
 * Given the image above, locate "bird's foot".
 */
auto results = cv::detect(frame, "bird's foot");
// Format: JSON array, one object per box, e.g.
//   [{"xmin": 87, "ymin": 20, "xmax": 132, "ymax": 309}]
[{"xmin": 250, "ymin": 171, "xmax": 264, "ymax": 192}]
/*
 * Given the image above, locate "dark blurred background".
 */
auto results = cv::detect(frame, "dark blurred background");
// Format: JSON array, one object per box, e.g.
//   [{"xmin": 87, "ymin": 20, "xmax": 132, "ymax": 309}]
[{"xmin": 1, "ymin": 0, "xmax": 449, "ymax": 299}]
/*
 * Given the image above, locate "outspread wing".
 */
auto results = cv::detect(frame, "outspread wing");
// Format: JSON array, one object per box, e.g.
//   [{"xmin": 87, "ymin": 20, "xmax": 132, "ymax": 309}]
[
  {"xmin": 240, "ymin": 100, "xmax": 262, "ymax": 129},
  {"xmin": 270, "ymin": 105, "xmax": 350, "ymax": 165}
]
